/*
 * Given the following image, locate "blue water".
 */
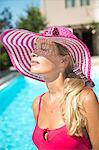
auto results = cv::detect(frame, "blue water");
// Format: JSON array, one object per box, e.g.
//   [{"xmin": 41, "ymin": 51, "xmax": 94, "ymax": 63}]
[
  {"xmin": 0, "ymin": 75, "xmax": 98, "ymax": 150},
  {"xmin": 0, "ymin": 76, "xmax": 48, "ymax": 150}
]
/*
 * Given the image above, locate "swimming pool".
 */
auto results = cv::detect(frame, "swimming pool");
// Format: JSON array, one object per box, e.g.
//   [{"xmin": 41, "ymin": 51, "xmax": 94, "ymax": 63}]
[
  {"xmin": 0, "ymin": 76, "xmax": 48, "ymax": 150},
  {"xmin": 0, "ymin": 73, "xmax": 99, "ymax": 150}
]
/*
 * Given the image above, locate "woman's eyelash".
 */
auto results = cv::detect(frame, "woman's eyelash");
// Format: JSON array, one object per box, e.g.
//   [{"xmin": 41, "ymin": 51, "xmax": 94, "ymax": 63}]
[{"xmin": 41, "ymin": 48, "xmax": 49, "ymax": 51}]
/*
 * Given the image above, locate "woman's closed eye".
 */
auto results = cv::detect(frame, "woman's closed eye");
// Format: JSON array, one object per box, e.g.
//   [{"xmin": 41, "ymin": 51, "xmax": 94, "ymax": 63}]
[{"xmin": 41, "ymin": 43, "xmax": 49, "ymax": 51}]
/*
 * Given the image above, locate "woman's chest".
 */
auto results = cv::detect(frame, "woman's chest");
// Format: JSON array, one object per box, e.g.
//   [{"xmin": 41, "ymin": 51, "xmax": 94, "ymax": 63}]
[{"xmin": 38, "ymin": 106, "xmax": 65, "ymax": 129}]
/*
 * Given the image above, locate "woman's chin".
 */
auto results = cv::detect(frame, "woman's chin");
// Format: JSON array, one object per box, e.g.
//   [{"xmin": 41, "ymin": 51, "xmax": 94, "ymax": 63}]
[
  {"xmin": 30, "ymin": 67, "xmax": 44, "ymax": 74},
  {"xmin": 30, "ymin": 63, "xmax": 55, "ymax": 74},
  {"xmin": 30, "ymin": 67, "xmax": 52, "ymax": 75}
]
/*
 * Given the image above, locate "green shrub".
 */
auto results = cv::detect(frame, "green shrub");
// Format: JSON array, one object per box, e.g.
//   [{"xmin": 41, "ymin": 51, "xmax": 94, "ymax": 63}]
[{"xmin": 0, "ymin": 52, "xmax": 11, "ymax": 70}]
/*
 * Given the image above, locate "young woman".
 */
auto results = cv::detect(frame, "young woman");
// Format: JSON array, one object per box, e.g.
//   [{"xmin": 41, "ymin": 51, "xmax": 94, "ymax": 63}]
[{"xmin": 0, "ymin": 26, "xmax": 99, "ymax": 150}]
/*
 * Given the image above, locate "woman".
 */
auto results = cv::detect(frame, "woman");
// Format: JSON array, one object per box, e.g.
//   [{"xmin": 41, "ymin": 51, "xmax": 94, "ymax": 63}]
[{"xmin": 0, "ymin": 26, "xmax": 99, "ymax": 150}]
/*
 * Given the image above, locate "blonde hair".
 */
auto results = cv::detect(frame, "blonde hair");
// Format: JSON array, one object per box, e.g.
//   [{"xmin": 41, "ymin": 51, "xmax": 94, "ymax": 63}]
[{"xmin": 56, "ymin": 43, "xmax": 87, "ymax": 136}]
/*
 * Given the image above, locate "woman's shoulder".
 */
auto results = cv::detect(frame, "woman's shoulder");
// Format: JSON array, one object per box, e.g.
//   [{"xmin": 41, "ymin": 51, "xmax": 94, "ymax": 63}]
[
  {"xmin": 32, "ymin": 96, "xmax": 40, "ymax": 111},
  {"xmin": 32, "ymin": 95, "xmax": 40, "ymax": 120},
  {"xmin": 79, "ymin": 86, "xmax": 98, "ymax": 103},
  {"xmin": 32, "ymin": 92, "xmax": 47, "ymax": 120},
  {"xmin": 79, "ymin": 86, "xmax": 99, "ymax": 114}
]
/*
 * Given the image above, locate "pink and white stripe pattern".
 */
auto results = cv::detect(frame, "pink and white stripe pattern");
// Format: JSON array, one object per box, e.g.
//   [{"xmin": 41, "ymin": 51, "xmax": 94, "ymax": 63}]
[
  {"xmin": 0, "ymin": 29, "xmax": 45, "ymax": 82},
  {"xmin": 0, "ymin": 26, "xmax": 95, "ymax": 87}
]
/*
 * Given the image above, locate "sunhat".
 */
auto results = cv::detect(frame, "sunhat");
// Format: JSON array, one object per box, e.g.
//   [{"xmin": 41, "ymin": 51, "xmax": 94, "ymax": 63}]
[{"xmin": 0, "ymin": 26, "xmax": 95, "ymax": 87}]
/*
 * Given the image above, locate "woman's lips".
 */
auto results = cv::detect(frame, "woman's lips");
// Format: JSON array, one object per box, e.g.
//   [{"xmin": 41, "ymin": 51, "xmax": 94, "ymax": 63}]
[{"xmin": 31, "ymin": 61, "xmax": 40, "ymax": 65}]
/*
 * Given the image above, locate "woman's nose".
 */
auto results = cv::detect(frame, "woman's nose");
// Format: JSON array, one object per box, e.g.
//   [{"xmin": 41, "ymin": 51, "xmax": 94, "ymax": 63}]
[{"xmin": 31, "ymin": 52, "xmax": 38, "ymax": 57}]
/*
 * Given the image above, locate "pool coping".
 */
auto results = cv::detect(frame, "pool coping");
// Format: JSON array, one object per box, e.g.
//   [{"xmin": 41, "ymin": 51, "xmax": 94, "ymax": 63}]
[{"xmin": 0, "ymin": 67, "xmax": 21, "ymax": 90}]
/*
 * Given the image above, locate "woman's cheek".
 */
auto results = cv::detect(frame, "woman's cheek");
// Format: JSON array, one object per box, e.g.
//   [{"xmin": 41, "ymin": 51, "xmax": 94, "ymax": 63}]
[{"xmin": 40, "ymin": 61, "xmax": 56, "ymax": 73}]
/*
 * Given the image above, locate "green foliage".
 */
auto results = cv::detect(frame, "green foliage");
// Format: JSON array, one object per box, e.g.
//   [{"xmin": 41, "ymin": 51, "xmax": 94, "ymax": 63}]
[
  {"xmin": 0, "ymin": 8, "xmax": 13, "ymax": 31},
  {"xmin": 16, "ymin": 7, "xmax": 47, "ymax": 32},
  {"xmin": 0, "ymin": 8, "xmax": 13, "ymax": 70},
  {"xmin": 0, "ymin": 49, "xmax": 11, "ymax": 70}
]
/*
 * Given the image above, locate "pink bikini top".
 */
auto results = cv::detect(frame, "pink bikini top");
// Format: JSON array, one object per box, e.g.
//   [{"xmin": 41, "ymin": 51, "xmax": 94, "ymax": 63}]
[{"xmin": 32, "ymin": 93, "xmax": 92, "ymax": 150}]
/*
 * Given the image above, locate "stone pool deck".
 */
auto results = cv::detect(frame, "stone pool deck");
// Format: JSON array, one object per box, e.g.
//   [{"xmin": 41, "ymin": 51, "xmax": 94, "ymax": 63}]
[{"xmin": 0, "ymin": 67, "xmax": 20, "ymax": 89}]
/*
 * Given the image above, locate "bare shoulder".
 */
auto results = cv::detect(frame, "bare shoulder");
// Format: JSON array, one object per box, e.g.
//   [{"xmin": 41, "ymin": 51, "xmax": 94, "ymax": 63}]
[
  {"xmin": 79, "ymin": 87, "xmax": 99, "ymax": 149},
  {"xmin": 32, "ymin": 95, "xmax": 40, "ymax": 121},
  {"xmin": 79, "ymin": 87, "xmax": 99, "ymax": 120},
  {"xmin": 79, "ymin": 86, "xmax": 99, "ymax": 115}
]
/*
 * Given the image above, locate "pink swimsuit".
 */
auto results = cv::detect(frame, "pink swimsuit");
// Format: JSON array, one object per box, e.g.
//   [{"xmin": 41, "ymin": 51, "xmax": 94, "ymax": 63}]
[{"xmin": 32, "ymin": 94, "xmax": 92, "ymax": 150}]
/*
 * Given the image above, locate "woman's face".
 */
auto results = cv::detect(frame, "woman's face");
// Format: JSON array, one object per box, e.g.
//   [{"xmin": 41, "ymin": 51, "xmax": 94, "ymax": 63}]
[{"xmin": 30, "ymin": 38, "xmax": 65, "ymax": 75}]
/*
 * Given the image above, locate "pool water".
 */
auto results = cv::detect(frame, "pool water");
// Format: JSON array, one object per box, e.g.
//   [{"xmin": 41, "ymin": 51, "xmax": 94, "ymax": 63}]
[
  {"xmin": 0, "ymin": 76, "xmax": 48, "ymax": 150},
  {"xmin": 0, "ymin": 74, "xmax": 98, "ymax": 150}
]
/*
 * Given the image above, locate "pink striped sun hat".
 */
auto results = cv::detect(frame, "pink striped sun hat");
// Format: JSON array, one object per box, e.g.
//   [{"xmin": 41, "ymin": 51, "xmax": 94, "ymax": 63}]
[{"xmin": 0, "ymin": 26, "xmax": 95, "ymax": 87}]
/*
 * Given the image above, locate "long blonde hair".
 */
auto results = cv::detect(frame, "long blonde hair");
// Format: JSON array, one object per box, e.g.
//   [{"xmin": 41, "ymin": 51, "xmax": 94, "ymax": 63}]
[{"xmin": 56, "ymin": 43, "xmax": 87, "ymax": 136}]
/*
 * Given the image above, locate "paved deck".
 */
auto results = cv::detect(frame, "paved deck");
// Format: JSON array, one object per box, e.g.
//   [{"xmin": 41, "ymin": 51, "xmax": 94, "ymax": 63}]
[{"xmin": 0, "ymin": 67, "xmax": 20, "ymax": 87}]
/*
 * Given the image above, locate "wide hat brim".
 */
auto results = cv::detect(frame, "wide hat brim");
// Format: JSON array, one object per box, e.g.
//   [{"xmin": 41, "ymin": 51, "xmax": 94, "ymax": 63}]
[{"xmin": 0, "ymin": 28, "xmax": 95, "ymax": 87}]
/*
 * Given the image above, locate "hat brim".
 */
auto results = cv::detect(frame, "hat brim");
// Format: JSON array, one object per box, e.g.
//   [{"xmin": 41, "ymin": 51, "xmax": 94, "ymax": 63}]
[
  {"xmin": 0, "ymin": 29, "xmax": 95, "ymax": 87},
  {"xmin": 0, "ymin": 29, "xmax": 45, "ymax": 82}
]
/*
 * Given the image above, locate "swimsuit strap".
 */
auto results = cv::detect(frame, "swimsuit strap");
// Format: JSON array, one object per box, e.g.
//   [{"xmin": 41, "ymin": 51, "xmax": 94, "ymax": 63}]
[{"xmin": 36, "ymin": 93, "xmax": 45, "ymax": 123}]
